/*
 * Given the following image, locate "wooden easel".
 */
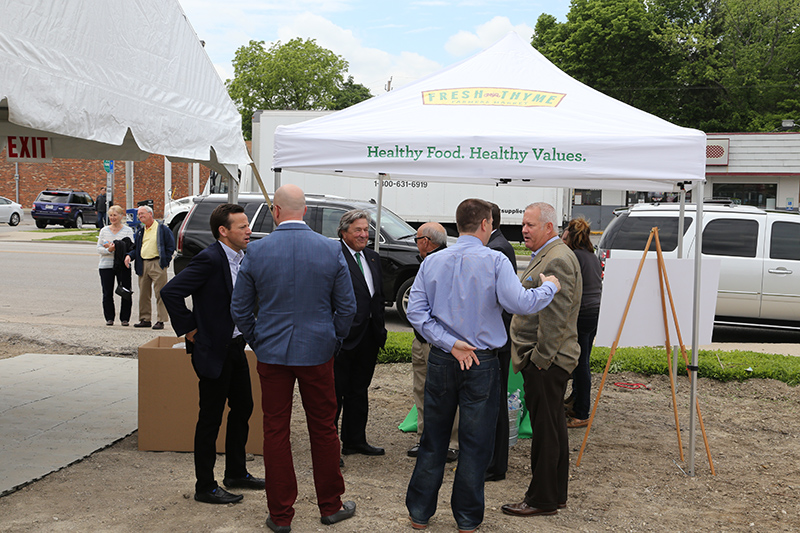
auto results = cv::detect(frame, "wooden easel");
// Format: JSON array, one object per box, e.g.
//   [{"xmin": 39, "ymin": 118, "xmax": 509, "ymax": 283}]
[{"xmin": 575, "ymin": 228, "xmax": 715, "ymax": 475}]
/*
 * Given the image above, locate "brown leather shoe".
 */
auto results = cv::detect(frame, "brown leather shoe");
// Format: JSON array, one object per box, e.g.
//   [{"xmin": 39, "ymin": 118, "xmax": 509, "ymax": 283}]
[
  {"xmin": 501, "ymin": 502, "xmax": 557, "ymax": 516},
  {"xmin": 566, "ymin": 417, "xmax": 589, "ymax": 428},
  {"xmin": 152, "ymin": 321, "xmax": 164, "ymax": 330}
]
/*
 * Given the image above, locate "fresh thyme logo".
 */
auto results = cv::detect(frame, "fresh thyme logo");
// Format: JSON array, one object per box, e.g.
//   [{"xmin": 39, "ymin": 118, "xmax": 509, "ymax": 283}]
[{"xmin": 421, "ymin": 87, "xmax": 565, "ymax": 107}]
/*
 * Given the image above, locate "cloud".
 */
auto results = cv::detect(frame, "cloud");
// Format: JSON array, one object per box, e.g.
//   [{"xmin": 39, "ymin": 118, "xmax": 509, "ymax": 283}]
[
  {"xmin": 444, "ymin": 16, "xmax": 534, "ymax": 57},
  {"xmin": 278, "ymin": 12, "xmax": 441, "ymax": 95}
]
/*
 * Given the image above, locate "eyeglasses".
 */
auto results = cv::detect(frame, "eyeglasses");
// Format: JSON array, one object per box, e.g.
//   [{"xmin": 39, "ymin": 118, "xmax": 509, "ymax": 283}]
[{"xmin": 413, "ymin": 236, "xmax": 429, "ymax": 243}]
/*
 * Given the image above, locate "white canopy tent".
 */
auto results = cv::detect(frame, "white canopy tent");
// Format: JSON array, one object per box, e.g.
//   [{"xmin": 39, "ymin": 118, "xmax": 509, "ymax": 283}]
[
  {"xmin": 0, "ymin": 0, "xmax": 251, "ymax": 184},
  {"xmin": 274, "ymin": 32, "xmax": 710, "ymax": 475}
]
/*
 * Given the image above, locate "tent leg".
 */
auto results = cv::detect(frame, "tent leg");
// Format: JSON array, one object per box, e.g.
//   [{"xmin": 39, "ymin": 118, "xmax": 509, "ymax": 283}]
[{"xmin": 689, "ymin": 180, "xmax": 705, "ymax": 476}]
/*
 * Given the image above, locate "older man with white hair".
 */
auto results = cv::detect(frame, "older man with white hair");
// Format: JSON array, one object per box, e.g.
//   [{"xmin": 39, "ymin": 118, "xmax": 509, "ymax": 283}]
[{"xmin": 125, "ymin": 205, "xmax": 175, "ymax": 330}]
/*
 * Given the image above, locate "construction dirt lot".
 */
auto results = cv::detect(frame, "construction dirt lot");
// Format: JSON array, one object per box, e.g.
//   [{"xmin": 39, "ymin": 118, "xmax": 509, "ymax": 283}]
[{"xmin": 0, "ymin": 333, "xmax": 799, "ymax": 533}]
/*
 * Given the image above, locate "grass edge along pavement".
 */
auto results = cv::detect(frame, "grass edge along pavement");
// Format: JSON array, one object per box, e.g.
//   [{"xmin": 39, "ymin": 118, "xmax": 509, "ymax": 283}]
[{"xmin": 379, "ymin": 331, "xmax": 800, "ymax": 386}]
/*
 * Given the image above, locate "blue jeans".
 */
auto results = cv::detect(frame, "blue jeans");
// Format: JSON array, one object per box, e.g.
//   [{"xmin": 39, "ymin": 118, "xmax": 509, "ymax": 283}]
[{"xmin": 406, "ymin": 346, "xmax": 499, "ymax": 530}]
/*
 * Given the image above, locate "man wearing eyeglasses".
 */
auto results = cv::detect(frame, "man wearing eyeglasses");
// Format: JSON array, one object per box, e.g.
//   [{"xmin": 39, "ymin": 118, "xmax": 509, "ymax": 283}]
[{"xmin": 408, "ymin": 222, "xmax": 459, "ymax": 462}]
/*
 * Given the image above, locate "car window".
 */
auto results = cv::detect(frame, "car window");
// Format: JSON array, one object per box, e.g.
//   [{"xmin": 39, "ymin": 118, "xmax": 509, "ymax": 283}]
[
  {"xmin": 37, "ymin": 192, "xmax": 69, "ymax": 203},
  {"xmin": 702, "ymin": 218, "xmax": 758, "ymax": 258},
  {"xmin": 770, "ymin": 221, "xmax": 800, "ymax": 260},
  {"xmin": 320, "ymin": 207, "xmax": 347, "ymax": 239},
  {"xmin": 0, "ymin": 198, "xmax": 9, "ymax": 205},
  {"xmin": 601, "ymin": 215, "xmax": 693, "ymax": 252},
  {"xmin": 364, "ymin": 205, "xmax": 416, "ymax": 240}
]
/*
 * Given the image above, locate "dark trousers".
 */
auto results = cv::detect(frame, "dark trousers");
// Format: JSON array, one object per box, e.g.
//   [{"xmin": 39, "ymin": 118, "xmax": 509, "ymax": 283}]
[
  {"xmin": 194, "ymin": 336, "xmax": 253, "ymax": 493},
  {"xmin": 257, "ymin": 358, "xmax": 344, "ymax": 526},
  {"xmin": 485, "ymin": 349, "xmax": 510, "ymax": 478},
  {"xmin": 334, "ymin": 329, "xmax": 379, "ymax": 446},
  {"xmin": 571, "ymin": 310, "xmax": 599, "ymax": 420},
  {"xmin": 99, "ymin": 267, "xmax": 132, "ymax": 322},
  {"xmin": 521, "ymin": 363, "xmax": 570, "ymax": 510},
  {"xmin": 406, "ymin": 347, "xmax": 499, "ymax": 531}
]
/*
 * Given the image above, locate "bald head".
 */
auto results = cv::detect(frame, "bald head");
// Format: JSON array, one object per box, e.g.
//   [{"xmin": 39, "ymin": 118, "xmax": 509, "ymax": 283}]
[
  {"xmin": 273, "ymin": 184, "xmax": 306, "ymax": 223},
  {"xmin": 416, "ymin": 221, "xmax": 447, "ymax": 258}
]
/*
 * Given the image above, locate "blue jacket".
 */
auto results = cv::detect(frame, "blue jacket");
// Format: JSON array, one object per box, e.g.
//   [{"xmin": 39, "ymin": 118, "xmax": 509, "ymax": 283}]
[
  {"xmin": 231, "ymin": 223, "xmax": 356, "ymax": 366},
  {"xmin": 128, "ymin": 220, "xmax": 175, "ymax": 275}
]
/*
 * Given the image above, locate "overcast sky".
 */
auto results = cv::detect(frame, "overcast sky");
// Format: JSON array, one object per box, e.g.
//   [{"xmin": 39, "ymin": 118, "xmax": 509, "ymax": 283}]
[{"xmin": 178, "ymin": 0, "xmax": 570, "ymax": 96}]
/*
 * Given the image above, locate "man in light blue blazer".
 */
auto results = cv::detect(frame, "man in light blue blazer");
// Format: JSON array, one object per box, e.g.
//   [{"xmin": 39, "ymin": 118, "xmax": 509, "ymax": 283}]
[{"xmin": 231, "ymin": 184, "xmax": 357, "ymax": 533}]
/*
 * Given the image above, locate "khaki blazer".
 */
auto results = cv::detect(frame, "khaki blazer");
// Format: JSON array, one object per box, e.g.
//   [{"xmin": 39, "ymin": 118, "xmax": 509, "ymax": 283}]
[{"xmin": 510, "ymin": 238, "xmax": 582, "ymax": 374}]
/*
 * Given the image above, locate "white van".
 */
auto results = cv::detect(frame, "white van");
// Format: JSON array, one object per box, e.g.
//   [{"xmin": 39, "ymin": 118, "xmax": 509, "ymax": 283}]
[{"xmin": 597, "ymin": 201, "xmax": 800, "ymax": 329}]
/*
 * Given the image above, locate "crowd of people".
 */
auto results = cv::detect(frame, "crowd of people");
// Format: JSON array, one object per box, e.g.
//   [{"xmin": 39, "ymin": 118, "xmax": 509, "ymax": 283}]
[{"xmin": 97, "ymin": 186, "xmax": 602, "ymax": 532}]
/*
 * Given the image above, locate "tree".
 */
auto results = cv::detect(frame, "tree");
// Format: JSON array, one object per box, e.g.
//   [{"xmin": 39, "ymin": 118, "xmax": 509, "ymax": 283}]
[
  {"xmin": 226, "ymin": 38, "xmax": 360, "ymax": 138},
  {"xmin": 330, "ymin": 76, "xmax": 373, "ymax": 110}
]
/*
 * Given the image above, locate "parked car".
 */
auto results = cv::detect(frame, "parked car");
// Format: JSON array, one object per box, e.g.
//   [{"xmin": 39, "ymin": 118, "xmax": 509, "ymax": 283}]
[
  {"xmin": 31, "ymin": 189, "xmax": 97, "ymax": 229},
  {"xmin": 0, "ymin": 196, "xmax": 23, "ymax": 226},
  {"xmin": 597, "ymin": 201, "xmax": 800, "ymax": 328},
  {"xmin": 174, "ymin": 193, "xmax": 422, "ymax": 321}
]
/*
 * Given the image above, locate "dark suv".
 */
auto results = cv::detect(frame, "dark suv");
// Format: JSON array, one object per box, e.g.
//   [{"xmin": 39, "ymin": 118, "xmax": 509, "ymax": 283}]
[
  {"xmin": 174, "ymin": 194, "xmax": 422, "ymax": 321},
  {"xmin": 31, "ymin": 189, "xmax": 98, "ymax": 229}
]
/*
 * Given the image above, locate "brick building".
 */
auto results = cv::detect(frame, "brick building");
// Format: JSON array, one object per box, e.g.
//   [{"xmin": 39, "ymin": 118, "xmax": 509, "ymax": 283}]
[{"xmin": 1, "ymin": 147, "xmax": 204, "ymax": 217}]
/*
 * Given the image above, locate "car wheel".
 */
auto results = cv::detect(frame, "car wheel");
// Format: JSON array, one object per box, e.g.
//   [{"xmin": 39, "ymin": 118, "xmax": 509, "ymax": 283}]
[
  {"xmin": 395, "ymin": 277, "xmax": 415, "ymax": 325},
  {"xmin": 74, "ymin": 214, "xmax": 83, "ymax": 229},
  {"xmin": 9, "ymin": 212, "xmax": 20, "ymax": 226},
  {"xmin": 35, "ymin": 219, "xmax": 47, "ymax": 229}
]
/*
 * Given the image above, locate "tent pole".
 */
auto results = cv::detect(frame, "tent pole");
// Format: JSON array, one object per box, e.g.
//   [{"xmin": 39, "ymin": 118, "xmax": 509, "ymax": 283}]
[
  {"xmin": 689, "ymin": 180, "xmax": 705, "ymax": 476},
  {"xmin": 674, "ymin": 184, "xmax": 686, "ymax": 387},
  {"xmin": 374, "ymin": 174, "xmax": 385, "ymax": 253},
  {"xmin": 274, "ymin": 168, "xmax": 282, "ymax": 190}
]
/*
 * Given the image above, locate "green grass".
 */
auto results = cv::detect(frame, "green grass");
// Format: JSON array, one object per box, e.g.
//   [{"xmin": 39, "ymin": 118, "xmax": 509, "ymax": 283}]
[
  {"xmin": 511, "ymin": 242, "xmax": 528, "ymax": 255},
  {"xmin": 378, "ymin": 332, "xmax": 800, "ymax": 386},
  {"xmin": 42, "ymin": 229, "xmax": 100, "ymax": 242}
]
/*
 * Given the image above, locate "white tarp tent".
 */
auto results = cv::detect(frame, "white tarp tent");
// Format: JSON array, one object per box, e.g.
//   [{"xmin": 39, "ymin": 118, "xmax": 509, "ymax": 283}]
[
  {"xmin": 0, "ymin": 0, "xmax": 251, "ymax": 177},
  {"xmin": 273, "ymin": 32, "xmax": 705, "ymax": 190},
  {"xmin": 274, "ymin": 32, "xmax": 711, "ymax": 475}
]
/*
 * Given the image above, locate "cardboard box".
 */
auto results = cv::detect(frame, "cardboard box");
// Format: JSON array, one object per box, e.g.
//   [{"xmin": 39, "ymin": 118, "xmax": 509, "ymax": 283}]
[{"xmin": 138, "ymin": 336, "xmax": 263, "ymax": 454}]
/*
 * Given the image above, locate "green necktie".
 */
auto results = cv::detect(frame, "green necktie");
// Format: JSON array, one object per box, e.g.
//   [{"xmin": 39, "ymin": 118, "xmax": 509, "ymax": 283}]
[{"xmin": 355, "ymin": 252, "xmax": 364, "ymax": 273}]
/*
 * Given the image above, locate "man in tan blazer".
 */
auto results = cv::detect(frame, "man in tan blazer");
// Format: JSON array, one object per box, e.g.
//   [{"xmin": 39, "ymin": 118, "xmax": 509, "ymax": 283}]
[{"xmin": 502, "ymin": 202, "xmax": 582, "ymax": 518}]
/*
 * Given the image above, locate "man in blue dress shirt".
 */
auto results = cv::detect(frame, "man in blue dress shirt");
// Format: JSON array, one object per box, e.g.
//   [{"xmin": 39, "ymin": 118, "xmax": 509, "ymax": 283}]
[{"xmin": 405, "ymin": 198, "xmax": 561, "ymax": 533}]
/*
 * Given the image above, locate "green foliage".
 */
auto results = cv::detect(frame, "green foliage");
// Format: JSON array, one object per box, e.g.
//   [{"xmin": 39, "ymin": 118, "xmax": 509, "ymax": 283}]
[
  {"xmin": 378, "ymin": 331, "xmax": 415, "ymax": 363},
  {"xmin": 226, "ymin": 38, "xmax": 371, "ymax": 138},
  {"xmin": 42, "ymin": 229, "xmax": 100, "ymax": 241},
  {"xmin": 532, "ymin": 0, "xmax": 800, "ymax": 132},
  {"xmin": 376, "ymin": 332, "xmax": 800, "ymax": 386},
  {"xmin": 589, "ymin": 346, "xmax": 800, "ymax": 385}
]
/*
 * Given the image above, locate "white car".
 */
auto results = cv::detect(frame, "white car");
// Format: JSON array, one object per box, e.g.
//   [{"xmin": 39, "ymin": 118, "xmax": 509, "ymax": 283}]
[
  {"xmin": 0, "ymin": 196, "xmax": 23, "ymax": 226},
  {"xmin": 597, "ymin": 201, "xmax": 800, "ymax": 328}
]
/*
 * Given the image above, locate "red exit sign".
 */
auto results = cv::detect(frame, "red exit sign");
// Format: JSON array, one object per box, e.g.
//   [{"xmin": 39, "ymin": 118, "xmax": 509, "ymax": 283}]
[{"xmin": 5, "ymin": 136, "xmax": 52, "ymax": 163}]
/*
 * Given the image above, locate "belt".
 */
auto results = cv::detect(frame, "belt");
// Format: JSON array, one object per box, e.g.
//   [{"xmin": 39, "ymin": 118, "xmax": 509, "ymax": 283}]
[{"xmin": 143, "ymin": 257, "xmax": 159, "ymax": 261}]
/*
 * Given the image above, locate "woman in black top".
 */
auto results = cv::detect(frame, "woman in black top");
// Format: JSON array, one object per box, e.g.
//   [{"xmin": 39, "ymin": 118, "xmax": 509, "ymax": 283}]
[{"xmin": 562, "ymin": 218, "xmax": 603, "ymax": 427}]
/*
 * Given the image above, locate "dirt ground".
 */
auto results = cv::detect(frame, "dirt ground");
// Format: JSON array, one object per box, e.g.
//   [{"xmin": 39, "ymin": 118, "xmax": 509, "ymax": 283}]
[{"xmin": 1, "ymin": 338, "xmax": 799, "ymax": 533}]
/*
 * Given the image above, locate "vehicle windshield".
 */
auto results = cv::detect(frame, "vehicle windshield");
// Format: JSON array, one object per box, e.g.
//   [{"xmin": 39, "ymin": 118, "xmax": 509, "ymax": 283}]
[
  {"xmin": 364, "ymin": 205, "xmax": 416, "ymax": 240},
  {"xmin": 36, "ymin": 192, "xmax": 70, "ymax": 203}
]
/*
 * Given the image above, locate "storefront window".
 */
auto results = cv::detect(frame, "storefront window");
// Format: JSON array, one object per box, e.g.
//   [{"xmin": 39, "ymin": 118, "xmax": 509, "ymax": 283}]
[
  {"xmin": 712, "ymin": 183, "xmax": 776, "ymax": 208},
  {"xmin": 573, "ymin": 189, "xmax": 602, "ymax": 205},
  {"xmin": 626, "ymin": 190, "xmax": 691, "ymax": 205}
]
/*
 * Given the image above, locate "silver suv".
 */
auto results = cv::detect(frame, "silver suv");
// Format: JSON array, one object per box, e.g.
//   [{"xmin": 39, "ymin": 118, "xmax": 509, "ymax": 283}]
[{"xmin": 597, "ymin": 201, "xmax": 800, "ymax": 329}]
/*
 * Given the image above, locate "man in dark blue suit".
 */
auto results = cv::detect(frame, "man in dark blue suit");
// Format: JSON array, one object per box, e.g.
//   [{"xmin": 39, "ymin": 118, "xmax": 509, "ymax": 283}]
[
  {"xmin": 485, "ymin": 202, "xmax": 518, "ymax": 482},
  {"xmin": 231, "ymin": 185, "xmax": 357, "ymax": 533},
  {"xmin": 161, "ymin": 203, "xmax": 265, "ymax": 505},
  {"xmin": 335, "ymin": 210, "xmax": 388, "ymax": 457}
]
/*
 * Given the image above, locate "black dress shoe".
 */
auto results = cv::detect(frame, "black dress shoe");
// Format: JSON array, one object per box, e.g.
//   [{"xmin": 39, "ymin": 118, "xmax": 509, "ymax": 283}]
[
  {"xmin": 133, "ymin": 320, "xmax": 151, "ymax": 328},
  {"xmin": 501, "ymin": 501, "xmax": 557, "ymax": 516},
  {"xmin": 266, "ymin": 516, "xmax": 291, "ymax": 533},
  {"xmin": 152, "ymin": 321, "xmax": 164, "ymax": 330},
  {"xmin": 407, "ymin": 443, "xmax": 420, "ymax": 457},
  {"xmin": 446, "ymin": 448, "xmax": 459, "ymax": 462},
  {"xmin": 342, "ymin": 443, "xmax": 385, "ymax": 456},
  {"xmin": 194, "ymin": 486, "xmax": 243, "ymax": 504},
  {"xmin": 223, "ymin": 473, "xmax": 265, "ymax": 490},
  {"xmin": 320, "ymin": 500, "xmax": 356, "ymax": 525}
]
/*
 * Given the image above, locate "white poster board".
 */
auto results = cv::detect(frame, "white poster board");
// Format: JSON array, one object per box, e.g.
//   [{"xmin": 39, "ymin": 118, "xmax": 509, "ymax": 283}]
[{"xmin": 595, "ymin": 258, "xmax": 721, "ymax": 347}]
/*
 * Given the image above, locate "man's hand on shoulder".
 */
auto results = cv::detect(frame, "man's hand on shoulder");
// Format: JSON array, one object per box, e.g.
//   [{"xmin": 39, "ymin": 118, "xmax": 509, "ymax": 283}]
[
  {"xmin": 540, "ymin": 273, "xmax": 560, "ymax": 292},
  {"xmin": 450, "ymin": 339, "xmax": 480, "ymax": 370}
]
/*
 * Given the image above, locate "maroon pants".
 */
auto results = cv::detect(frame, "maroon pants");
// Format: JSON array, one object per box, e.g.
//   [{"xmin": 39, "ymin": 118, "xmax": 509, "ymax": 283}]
[{"xmin": 257, "ymin": 359, "xmax": 345, "ymax": 526}]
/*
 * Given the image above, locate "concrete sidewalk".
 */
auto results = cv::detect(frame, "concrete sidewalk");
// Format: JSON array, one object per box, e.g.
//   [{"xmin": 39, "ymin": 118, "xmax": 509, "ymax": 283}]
[{"xmin": 0, "ymin": 354, "xmax": 138, "ymax": 496}]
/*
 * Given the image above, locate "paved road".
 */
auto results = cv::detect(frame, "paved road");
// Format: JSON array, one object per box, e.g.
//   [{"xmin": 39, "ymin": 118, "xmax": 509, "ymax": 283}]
[{"xmin": 1, "ymin": 216, "xmax": 796, "ymax": 356}]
